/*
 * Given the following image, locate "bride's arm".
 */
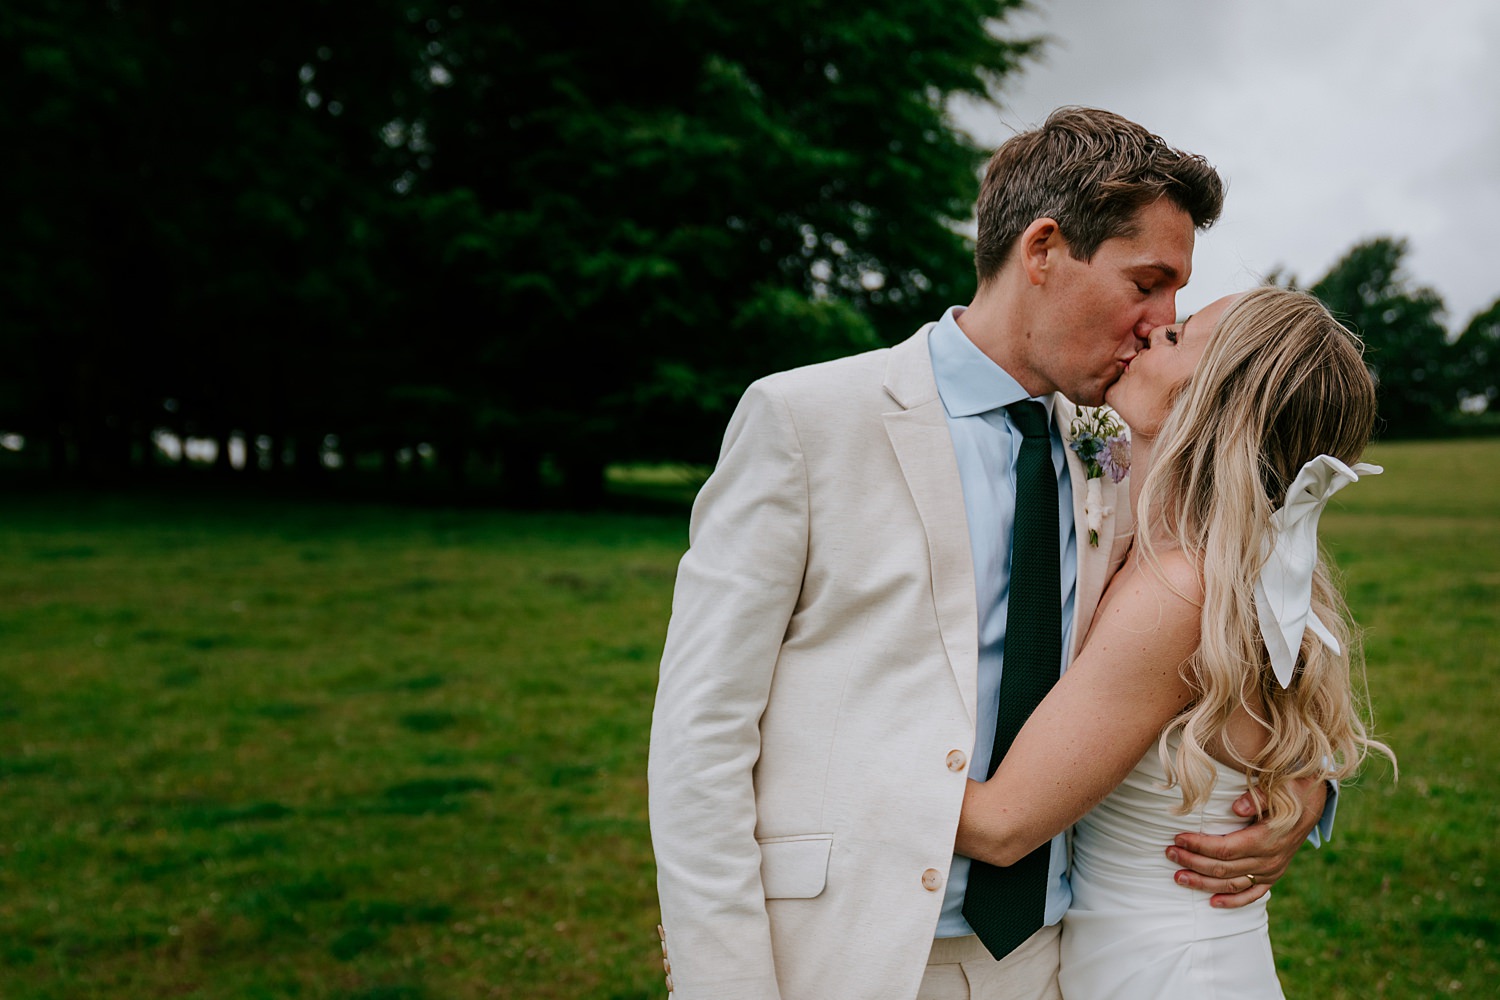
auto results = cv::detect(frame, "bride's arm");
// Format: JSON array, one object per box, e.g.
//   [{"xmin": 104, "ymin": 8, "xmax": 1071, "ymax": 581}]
[{"xmin": 954, "ymin": 551, "xmax": 1201, "ymax": 868}]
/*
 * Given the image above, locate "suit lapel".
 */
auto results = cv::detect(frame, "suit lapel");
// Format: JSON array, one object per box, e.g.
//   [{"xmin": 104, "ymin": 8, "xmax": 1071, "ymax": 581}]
[
  {"xmin": 882, "ymin": 333, "xmax": 1134, "ymax": 703},
  {"xmin": 883, "ymin": 327, "xmax": 980, "ymax": 724}
]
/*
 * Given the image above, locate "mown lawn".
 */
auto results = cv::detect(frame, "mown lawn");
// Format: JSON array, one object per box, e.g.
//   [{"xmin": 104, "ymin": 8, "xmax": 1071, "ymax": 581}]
[
  {"xmin": 0, "ymin": 439, "xmax": 1494, "ymax": 998},
  {"xmin": 1270, "ymin": 439, "xmax": 1498, "ymax": 997}
]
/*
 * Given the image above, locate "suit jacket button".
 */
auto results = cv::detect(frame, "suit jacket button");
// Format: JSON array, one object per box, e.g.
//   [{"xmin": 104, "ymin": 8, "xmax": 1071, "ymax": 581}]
[
  {"xmin": 946, "ymin": 749, "xmax": 967, "ymax": 772},
  {"xmin": 922, "ymin": 868, "xmax": 942, "ymax": 891}
]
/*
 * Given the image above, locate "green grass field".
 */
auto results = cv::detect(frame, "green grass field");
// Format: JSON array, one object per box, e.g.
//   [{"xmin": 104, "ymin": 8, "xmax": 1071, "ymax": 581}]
[{"xmin": 0, "ymin": 439, "xmax": 1495, "ymax": 998}]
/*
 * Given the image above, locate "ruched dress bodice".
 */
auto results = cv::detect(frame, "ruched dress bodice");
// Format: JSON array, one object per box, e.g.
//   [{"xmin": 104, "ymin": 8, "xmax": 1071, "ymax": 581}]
[{"xmin": 1059, "ymin": 737, "xmax": 1285, "ymax": 999}]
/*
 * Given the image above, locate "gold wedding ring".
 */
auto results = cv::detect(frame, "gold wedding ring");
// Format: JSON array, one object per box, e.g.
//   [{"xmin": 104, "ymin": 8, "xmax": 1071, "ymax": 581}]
[{"xmin": 1245, "ymin": 873, "xmax": 1259, "ymax": 887}]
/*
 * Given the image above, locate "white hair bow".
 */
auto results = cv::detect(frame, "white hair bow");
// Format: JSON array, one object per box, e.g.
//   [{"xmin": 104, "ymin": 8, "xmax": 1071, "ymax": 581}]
[{"xmin": 1254, "ymin": 455, "xmax": 1383, "ymax": 688}]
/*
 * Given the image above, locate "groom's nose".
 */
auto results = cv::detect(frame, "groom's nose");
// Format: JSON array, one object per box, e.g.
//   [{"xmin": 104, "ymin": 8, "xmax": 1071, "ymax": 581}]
[
  {"xmin": 1132, "ymin": 320, "xmax": 1155, "ymax": 352},
  {"xmin": 1146, "ymin": 296, "xmax": 1177, "ymax": 330}
]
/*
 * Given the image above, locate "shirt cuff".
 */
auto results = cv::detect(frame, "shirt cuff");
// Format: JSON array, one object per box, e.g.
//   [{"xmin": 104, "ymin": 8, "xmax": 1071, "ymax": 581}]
[{"xmin": 1306, "ymin": 777, "xmax": 1339, "ymax": 847}]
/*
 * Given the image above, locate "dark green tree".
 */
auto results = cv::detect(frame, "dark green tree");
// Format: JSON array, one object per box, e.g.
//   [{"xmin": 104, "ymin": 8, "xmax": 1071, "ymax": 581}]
[
  {"xmin": 385, "ymin": 0, "xmax": 1039, "ymax": 500},
  {"xmin": 1, "ymin": 0, "xmax": 418, "ymax": 479},
  {"xmin": 2, "ymin": 1, "xmax": 1039, "ymax": 502},
  {"xmin": 1309, "ymin": 237, "xmax": 1457, "ymax": 437},
  {"xmin": 1454, "ymin": 298, "xmax": 1500, "ymax": 413}
]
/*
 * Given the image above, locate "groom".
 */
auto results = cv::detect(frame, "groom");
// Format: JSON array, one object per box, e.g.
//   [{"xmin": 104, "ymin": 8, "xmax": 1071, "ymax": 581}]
[{"xmin": 648, "ymin": 107, "xmax": 1330, "ymax": 1000}]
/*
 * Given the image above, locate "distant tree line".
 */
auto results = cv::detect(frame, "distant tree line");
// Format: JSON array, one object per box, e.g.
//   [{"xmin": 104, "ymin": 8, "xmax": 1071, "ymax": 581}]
[
  {"xmin": 1283, "ymin": 236, "xmax": 1500, "ymax": 438},
  {"xmin": 1, "ymin": 0, "xmax": 1036, "ymax": 502},
  {"xmin": 3, "ymin": 4, "xmax": 1495, "ymax": 505}
]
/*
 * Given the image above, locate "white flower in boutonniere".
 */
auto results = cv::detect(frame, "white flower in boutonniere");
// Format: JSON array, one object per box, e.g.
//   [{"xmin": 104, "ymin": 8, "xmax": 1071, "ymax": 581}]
[{"xmin": 1067, "ymin": 406, "xmax": 1130, "ymax": 546}]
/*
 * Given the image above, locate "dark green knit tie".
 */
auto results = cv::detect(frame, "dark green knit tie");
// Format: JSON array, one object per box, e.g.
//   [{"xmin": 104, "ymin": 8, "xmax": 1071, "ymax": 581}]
[{"xmin": 962, "ymin": 400, "xmax": 1062, "ymax": 960}]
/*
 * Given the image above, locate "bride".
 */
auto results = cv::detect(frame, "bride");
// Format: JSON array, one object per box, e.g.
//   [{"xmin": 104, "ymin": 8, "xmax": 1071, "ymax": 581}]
[{"xmin": 955, "ymin": 285, "xmax": 1395, "ymax": 998}]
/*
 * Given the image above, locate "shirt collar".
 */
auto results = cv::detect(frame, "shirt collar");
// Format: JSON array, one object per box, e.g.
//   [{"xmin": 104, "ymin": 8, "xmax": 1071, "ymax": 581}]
[{"xmin": 929, "ymin": 306, "xmax": 1056, "ymax": 420}]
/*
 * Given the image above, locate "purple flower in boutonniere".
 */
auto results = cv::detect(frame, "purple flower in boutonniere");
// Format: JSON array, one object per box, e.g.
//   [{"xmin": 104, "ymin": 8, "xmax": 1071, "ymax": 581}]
[
  {"xmin": 1098, "ymin": 434, "xmax": 1130, "ymax": 485},
  {"xmin": 1067, "ymin": 406, "xmax": 1130, "ymax": 546}
]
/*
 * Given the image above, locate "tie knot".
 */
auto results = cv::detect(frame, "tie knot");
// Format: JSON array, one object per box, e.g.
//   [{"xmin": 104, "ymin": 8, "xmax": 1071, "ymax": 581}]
[{"xmin": 1006, "ymin": 401, "xmax": 1051, "ymax": 440}]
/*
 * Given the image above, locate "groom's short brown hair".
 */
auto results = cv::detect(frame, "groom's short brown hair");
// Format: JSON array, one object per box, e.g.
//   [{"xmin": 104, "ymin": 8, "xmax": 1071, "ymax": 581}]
[{"xmin": 974, "ymin": 106, "xmax": 1225, "ymax": 283}]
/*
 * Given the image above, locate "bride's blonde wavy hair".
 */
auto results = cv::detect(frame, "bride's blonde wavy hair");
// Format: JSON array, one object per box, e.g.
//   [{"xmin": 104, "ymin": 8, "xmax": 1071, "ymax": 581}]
[{"xmin": 1136, "ymin": 285, "xmax": 1396, "ymax": 835}]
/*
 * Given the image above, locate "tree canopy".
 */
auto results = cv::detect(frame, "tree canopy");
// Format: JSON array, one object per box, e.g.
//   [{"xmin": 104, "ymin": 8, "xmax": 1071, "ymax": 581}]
[
  {"xmin": 1307, "ymin": 237, "xmax": 1456, "ymax": 437},
  {"xmin": 1268, "ymin": 235, "xmax": 1500, "ymax": 438},
  {"xmin": 6, "ymin": 4, "xmax": 1496, "ymax": 501},
  {"xmin": 1455, "ymin": 298, "xmax": 1500, "ymax": 414},
  {"xmin": 1, "ymin": 0, "xmax": 1038, "ymax": 502}
]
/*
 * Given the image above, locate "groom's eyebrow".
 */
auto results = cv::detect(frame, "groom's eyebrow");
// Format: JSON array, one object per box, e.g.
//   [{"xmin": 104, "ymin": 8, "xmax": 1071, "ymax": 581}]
[{"xmin": 1133, "ymin": 260, "xmax": 1185, "ymax": 284}]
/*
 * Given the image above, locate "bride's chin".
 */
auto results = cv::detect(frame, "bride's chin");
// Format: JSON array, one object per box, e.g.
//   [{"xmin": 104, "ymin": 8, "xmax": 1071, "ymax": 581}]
[{"xmin": 1104, "ymin": 385, "xmax": 1131, "ymax": 420}]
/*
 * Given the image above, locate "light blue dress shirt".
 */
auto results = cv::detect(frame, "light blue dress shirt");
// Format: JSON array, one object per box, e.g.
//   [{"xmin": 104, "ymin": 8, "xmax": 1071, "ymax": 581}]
[{"xmin": 928, "ymin": 305, "xmax": 1079, "ymax": 938}]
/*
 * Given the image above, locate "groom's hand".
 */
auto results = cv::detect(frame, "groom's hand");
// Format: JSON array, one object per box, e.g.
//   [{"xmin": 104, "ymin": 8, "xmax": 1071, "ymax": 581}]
[{"xmin": 1164, "ymin": 776, "xmax": 1329, "ymax": 908}]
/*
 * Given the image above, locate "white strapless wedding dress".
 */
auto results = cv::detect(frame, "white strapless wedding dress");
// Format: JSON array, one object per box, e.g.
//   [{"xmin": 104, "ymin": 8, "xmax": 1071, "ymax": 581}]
[{"xmin": 1059, "ymin": 737, "xmax": 1285, "ymax": 999}]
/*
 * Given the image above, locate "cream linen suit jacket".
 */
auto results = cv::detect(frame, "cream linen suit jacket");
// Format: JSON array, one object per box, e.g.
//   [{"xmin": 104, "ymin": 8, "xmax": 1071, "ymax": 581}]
[{"xmin": 648, "ymin": 324, "xmax": 1133, "ymax": 1000}]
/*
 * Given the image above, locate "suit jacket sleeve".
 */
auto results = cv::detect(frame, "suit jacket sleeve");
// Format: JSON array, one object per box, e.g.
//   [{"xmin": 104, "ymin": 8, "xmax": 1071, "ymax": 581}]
[{"xmin": 648, "ymin": 377, "xmax": 809, "ymax": 1000}]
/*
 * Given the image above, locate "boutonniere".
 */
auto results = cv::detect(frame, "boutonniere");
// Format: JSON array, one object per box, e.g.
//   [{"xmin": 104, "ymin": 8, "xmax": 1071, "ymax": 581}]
[{"xmin": 1067, "ymin": 406, "xmax": 1130, "ymax": 546}]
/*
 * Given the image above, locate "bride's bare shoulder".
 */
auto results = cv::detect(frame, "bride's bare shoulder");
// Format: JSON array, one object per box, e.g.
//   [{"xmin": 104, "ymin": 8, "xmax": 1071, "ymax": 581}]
[{"xmin": 1120, "ymin": 543, "xmax": 1205, "ymax": 609}]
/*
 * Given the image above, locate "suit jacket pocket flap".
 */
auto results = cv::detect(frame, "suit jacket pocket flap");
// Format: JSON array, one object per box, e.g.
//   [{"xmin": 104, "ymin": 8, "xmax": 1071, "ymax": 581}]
[{"xmin": 758, "ymin": 834, "xmax": 833, "ymax": 899}]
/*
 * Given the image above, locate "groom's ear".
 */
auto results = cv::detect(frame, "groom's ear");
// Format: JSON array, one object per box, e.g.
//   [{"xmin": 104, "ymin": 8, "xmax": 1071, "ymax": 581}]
[{"xmin": 1020, "ymin": 217, "xmax": 1064, "ymax": 286}]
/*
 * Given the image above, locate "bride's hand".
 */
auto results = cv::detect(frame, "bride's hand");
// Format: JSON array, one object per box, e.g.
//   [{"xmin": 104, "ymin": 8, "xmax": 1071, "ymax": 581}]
[{"xmin": 1163, "ymin": 776, "xmax": 1329, "ymax": 908}]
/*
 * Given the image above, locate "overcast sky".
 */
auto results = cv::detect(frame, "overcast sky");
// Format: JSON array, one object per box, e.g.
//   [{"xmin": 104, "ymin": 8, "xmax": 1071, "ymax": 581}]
[{"xmin": 953, "ymin": 0, "xmax": 1500, "ymax": 328}]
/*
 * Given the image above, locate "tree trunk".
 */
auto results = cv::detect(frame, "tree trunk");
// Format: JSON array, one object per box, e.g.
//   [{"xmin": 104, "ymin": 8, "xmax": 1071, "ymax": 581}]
[
  {"xmin": 560, "ymin": 452, "xmax": 606, "ymax": 509},
  {"xmin": 213, "ymin": 431, "xmax": 235, "ymax": 475},
  {"xmin": 501, "ymin": 443, "xmax": 542, "ymax": 506}
]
